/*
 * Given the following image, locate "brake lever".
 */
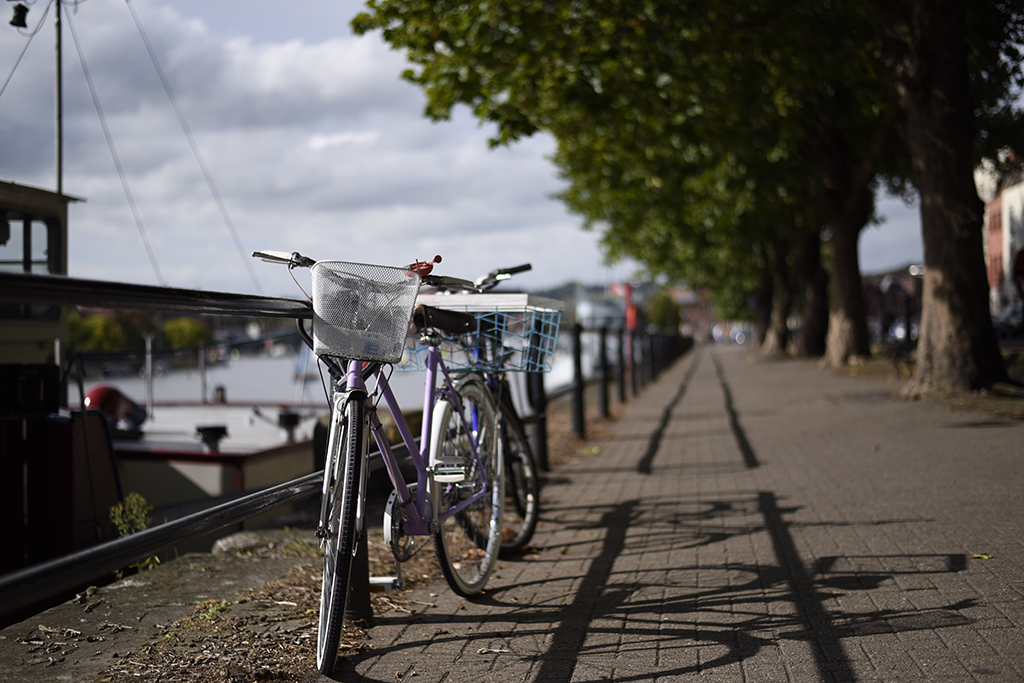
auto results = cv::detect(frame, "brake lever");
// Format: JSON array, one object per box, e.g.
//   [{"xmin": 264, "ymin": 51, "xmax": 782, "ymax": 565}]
[{"xmin": 409, "ymin": 255, "xmax": 442, "ymax": 277}]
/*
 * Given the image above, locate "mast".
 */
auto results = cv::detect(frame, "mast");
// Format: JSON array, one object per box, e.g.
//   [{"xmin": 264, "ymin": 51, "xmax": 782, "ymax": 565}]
[{"xmin": 55, "ymin": 0, "xmax": 63, "ymax": 195}]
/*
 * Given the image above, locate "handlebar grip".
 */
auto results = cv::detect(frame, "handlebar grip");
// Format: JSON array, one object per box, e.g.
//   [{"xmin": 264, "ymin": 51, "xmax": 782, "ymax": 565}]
[
  {"xmin": 500, "ymin": 263, "xmax": 532, "ymax": 276},
  {"xmin": 252, "ymin": 250, "xmax": 294, "ymax": 264},
  {"xmin": 427, "ymin": 275, "xmax": 477, "ymax": 290},
  {"xmin": 252, "ymin": 250, "xmax": 316, "ymax": 268}
]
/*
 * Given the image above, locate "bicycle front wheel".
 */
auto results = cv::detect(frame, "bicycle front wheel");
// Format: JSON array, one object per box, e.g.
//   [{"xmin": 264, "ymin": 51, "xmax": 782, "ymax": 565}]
[
  {"xmin": 498, "ymin": 397, "xmax": 540, "ymax": 557},
  {"xmin": 429, "ymin": 375, "xmax": 502, "ymax": 597},
  {"xmin": 316, "ymin": 394, "xmax": 365, "ymax": 676}
]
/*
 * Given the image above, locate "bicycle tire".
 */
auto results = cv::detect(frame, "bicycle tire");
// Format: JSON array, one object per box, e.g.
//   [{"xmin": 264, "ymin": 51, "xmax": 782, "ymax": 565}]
[
  {"xmin": 316, "ymin": 394, "xmax": 365, "ymax": 675},
  {"xmin": 497, "ymin": 396, "xmax": 540, "ymax": 557},
  {"xmin": 429, "ymin": 375, "xmax": 503, "ymax": 597}
]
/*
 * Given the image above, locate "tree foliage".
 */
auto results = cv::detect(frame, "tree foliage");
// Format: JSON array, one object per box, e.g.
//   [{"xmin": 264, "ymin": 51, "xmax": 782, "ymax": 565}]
[
  {"xmin": 162, "ymin": 316, "xmax": 212, "ymax": 350},
  {"xmin": 354, "ymin": 0, "xmax": 892, "ymax": 345},
  {"xmin": 357, "ymin": 0, "xmax": 1024, "ymax": 385},
  {"xmin": 68, "ymin": 311, "xmax": 129, "ymax": 352},
  {"xmin": 645, "ymin": 289, "xmax": 682, "ymax": 333}
]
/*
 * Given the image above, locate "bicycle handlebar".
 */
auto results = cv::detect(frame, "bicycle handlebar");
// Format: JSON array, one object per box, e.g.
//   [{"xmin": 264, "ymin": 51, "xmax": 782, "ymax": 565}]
[
  {"xmin": 475, "ymin": 263, "xmax": 532, "ymax": 291},
  {"xmin": 252, "ymin": 250, "xmax": 530, "ymax": 294},
  {"xmin": 500, "ymin": 263, "xmax": 533, "ymax": 276},
  {"xmin": 252, "ymin": 250, "xmax": 316, "ymax": 268},
  {"xmin": 422, "ymin": 274, "xmax": 478, "ymax": 291}
]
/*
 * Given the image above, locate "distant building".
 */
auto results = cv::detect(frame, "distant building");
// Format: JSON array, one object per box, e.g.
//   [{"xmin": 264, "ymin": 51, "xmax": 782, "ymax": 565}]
[{"xmin": 979, "ymin": 158, "xmax": 1024, "ymax": 315}]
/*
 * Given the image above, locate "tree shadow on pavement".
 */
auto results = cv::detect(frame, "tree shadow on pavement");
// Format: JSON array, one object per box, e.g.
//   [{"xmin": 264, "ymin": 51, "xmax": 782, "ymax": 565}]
[{"xmin": 342, "ymin": 491, "xmax": 975, "ymax": 683}]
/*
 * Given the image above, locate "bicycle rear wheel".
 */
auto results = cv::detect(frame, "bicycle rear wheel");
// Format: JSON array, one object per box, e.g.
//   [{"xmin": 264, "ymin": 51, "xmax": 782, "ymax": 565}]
[
  {"xmin": 316, "ymin": 394, "xmax": 365, "ymax": 675},
  {"xmin": 498, "ymin": 397, "xmax": 540, "ymax": 557},
  {"xmin": 429, "ymin": 375, "xmax": 502, "ymax": 597}
]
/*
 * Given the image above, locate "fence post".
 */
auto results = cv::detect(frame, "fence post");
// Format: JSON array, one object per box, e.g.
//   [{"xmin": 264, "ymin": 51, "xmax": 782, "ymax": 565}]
[
  {"xmin": 614, "ymin": 327, "xmax": 622, "ymax": 403},
  {"xmin": 636, "ymin": 331, "xmax": 644, "ymax": 388},
  {"xmin": 571, "ymin": 322, "xmax": 585, "ymax": 439},
  {"xmin": 641, "ymin": 331, "xmax": 651, "ymax": 385},
  {"xmin": 526, "ymin": 371, "xmax": 550, "ymax": 471},
  {"xmin": 650, "ymin": 334, "xmax": 660, "ymax": 378},
  {"xmin": 598, "ymin": 326, "xmax": 609, "ymax": 419},
  {"xmin": 647, "ymin": 333, "xmax": 656, "ymax": 383},
  {"xmin": 144, "ymin": 333, "xmax": 155, "ymax": 418},
  {"xmin": 199, "ymin": 343, "xmax": 207, "ymax": 404},
  {"xmin": 640, "ymin": 331, "xmax": 647, "ymax": 388},
  {"xmin": 630, "ymin": 330, "xmax": 639, "ymax": 396}
]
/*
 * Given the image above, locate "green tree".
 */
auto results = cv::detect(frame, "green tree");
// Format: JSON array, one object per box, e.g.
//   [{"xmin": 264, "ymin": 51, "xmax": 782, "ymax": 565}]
[
  {"xmin": 353, "ymin": 0, "xmax": 898, "ymax": 363},
  {"xmin": 646, "ymin": 289, "xmax": 681, "ymax": 333},
  {"xmin": 356, "ymin": 0, "xmax": 1024, "ymax": 387},
  {"xmin": 67, "ymin": 310, "xmax": 129, "ymax": 352},
  {"xmin": 162, "ymin": 317, "xmax": 212, "ymax": 350}
]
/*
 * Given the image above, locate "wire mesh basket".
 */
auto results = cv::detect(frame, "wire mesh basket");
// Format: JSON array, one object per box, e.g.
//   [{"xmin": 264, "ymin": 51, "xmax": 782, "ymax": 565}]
[
  {"xmin": 311, "ymin": 261, "xmax": 421, "ymax": 363},
  {"xmin": 398, "ymin": 293, "xmax": 563, "ymax": 372}
]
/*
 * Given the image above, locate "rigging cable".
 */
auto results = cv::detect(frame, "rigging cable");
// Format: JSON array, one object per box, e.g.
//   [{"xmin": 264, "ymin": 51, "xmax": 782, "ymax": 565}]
[
  {"xmin": 65, "ymin": 6, "xmax": 166, "ymax": 286},
  {"xmin": 0, "ymin": 0, "xmax": 55, "ymax": 100},
  {"xmin": 124, "ymin": 0, "xmax": 264, "ymax": 294}
]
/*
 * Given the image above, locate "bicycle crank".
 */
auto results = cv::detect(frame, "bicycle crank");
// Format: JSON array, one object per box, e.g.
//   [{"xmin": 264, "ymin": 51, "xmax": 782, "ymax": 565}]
[{"xmin": 384, "ymin": 485, "xmax": 427, "ymax": 562}]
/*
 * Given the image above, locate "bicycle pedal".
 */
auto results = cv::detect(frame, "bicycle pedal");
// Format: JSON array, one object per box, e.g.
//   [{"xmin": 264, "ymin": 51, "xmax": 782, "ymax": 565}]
[
  {"xmin": 369, "ymin": 576, "xmax": 401, "ymax": 593},
  {"xmin": 430, "ymin": 463, "xmax": 468, "ymax": 483}
]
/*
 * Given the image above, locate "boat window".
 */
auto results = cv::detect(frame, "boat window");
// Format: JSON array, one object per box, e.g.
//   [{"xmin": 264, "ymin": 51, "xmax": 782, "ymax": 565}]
[{"xmin": 0, "ymin": 210, "xmax": 62, "ymax": 320}]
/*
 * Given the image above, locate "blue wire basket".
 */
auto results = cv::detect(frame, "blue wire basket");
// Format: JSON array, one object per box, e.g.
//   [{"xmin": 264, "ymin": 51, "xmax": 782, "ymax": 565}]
[{"xmin": 398, "ymin": 293, "xmax": 563, "ymax": 372}]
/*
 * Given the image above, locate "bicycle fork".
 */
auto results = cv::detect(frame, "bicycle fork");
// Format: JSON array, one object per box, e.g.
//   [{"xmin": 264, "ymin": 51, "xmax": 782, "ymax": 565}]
[{"xmin": 316, "ymin": 386, "xmax": 369, "ymax": 548}]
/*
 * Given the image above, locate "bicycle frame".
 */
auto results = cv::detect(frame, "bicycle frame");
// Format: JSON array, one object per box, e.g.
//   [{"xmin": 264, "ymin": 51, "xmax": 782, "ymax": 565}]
[{"xmin": 335, "ymin": 343, "xmax": 491, "ymax": 538}]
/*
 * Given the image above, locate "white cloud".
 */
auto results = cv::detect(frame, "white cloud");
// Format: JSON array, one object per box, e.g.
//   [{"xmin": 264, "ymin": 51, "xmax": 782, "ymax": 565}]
[{"xmin": 308, "ymin": 131, "xmax": 379, "ymax": 150}]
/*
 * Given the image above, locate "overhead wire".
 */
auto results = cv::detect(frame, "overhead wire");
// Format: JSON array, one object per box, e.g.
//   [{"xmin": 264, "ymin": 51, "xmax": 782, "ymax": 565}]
[
  {"xmin": 5, "ymin": 0, "xmax": 264, "ymax": 293},
  {"xmin": 123, "ymin": 0, "xmax": 265, "ymax": 294},
  {"xmin": 0, "ymin": 0, "xmax": 55, "ymax": 100},
  {"xmin": 64, "ymin": 5, "xmax": 166, "ymax": 286}
]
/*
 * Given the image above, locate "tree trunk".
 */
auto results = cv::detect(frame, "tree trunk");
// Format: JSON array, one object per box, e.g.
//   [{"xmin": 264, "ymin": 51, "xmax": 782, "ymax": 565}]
[
  {"xmin": 823, "ymin": 219, "xmax": 872, "ymax": 365},
  {"xmin": 751, "ymin": 278, "xmax": 772, "ymax": 348},
  {"xmin": 760, "ymin": 242, "xmax": 793, "ymax": 356},
  {"xmin": 886, "ymin": 0, "xmax": 1007, "ymax": 394},
  {"xmin": 812, "ymin": 118, "xmax": 880, "ymax": 367},
  {"xmin": 795, "ymin": 231, "xmax": 828, "ymax": 357}
]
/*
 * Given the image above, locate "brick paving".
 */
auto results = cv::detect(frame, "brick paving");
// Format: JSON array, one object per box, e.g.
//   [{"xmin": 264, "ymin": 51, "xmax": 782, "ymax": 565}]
[
  {"xmin": 4, "ymin": 344, "xmax": 1023, "ymax": 682},
  {"xmin": 339, "ymin": 344, "xmax": 1024, "ymax": 682}
]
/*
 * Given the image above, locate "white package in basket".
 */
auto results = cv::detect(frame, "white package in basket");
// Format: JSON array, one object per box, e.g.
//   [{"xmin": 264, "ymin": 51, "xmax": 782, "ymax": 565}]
[{"xmin": 311, "ymin": 261, "xmax": 420, "ymax": 363}]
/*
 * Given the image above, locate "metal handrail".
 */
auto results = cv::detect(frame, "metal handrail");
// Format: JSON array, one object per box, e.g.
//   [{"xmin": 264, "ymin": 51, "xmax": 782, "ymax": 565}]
[
  {"xmin": 0, "ymin": 473, "xmax": 318, "ymax": 619},
  {"xmin": 0, "ymin": 271, "xmax": 312, "ymax": 319},
  {"xmin": 0, "ymin": 436, "xmax": 415, "ymax": 621},
  {"xmin": 1, "ymin": 271, "xmax": 315, "ymax": 620}
]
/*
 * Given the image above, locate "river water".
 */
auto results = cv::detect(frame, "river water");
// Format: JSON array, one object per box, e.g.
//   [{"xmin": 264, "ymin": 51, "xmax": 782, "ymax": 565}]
[{"xmin": 81, "ymin": 351, "xmax": 578, "ymax": 413}]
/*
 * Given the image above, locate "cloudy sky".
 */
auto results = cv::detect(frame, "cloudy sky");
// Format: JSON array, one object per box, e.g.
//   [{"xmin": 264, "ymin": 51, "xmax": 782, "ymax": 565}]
[{"xmin": 1, "ymin": 0, "xmax": 922, "ymax": 297}]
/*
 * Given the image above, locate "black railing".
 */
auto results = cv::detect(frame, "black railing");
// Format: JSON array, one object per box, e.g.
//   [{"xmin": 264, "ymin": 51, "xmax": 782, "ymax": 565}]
[
  {"xmin": 0, "ymin": 271, "xmax": 312, "ymax": 319},
  {"xmin": 0, "ymin": 473, "xmax": 319, "ymax": 618},
  {"xmin": 0, "ymin": 272, "xmax": 320, "ymax": 621},
  {"xmin": 530, "ymin": 323, "xmax": 691, "ymax": 445},
  {"xmin": 0, "ymin": 438, "xmax": 416, "ymax": 621}
]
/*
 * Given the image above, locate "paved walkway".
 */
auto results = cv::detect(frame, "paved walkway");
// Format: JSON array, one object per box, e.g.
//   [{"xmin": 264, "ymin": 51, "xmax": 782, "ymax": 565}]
[
  {"xmin": 3, "ymin": 344, "xmax": 1023, "ymax": 681},
  {"xmin": 341, "ymin": 345, "xmax": 1024, "ymax": 682}
]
